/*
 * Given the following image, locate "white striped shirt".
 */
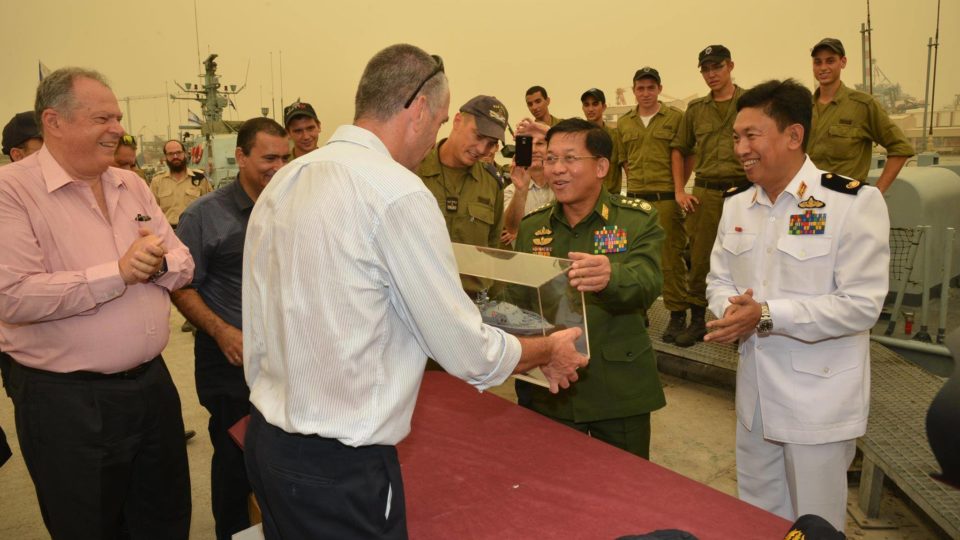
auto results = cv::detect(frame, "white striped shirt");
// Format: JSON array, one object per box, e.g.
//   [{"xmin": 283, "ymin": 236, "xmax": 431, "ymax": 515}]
[{"xmin": 243, "ymin": 125, "xmax": 521, "ymax": 446}]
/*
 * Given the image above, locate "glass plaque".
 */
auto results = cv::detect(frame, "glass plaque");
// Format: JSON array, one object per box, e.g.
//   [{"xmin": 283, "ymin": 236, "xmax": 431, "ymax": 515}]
[{"xmin": 451, "ymin": 243, "xmax": 590, "ymax": 388}]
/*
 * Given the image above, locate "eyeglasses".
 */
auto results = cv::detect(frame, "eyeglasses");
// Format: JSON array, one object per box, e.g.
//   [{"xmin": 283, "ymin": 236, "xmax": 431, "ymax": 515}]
[
  {"xmin": 165, "ymin": 150, "xmax": 185, "ymax": 157},
  {"xmin": 403, "ymin": 55, "xmax": 444, "ymax": 109},
  {"xmin": 544, "ymin": 155, "xmax": 600, "ymax": 166}
]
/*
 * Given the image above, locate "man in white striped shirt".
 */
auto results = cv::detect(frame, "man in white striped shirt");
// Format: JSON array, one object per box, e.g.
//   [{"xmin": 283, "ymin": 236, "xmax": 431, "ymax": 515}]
[{"xmin": 242, "ymin": 44, "xmax": 588, "ymax": 540}]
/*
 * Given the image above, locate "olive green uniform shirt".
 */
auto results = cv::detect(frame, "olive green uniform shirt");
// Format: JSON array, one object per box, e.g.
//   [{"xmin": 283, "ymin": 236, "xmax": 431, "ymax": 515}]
[
  {"xmin": 602, "ymin": 125, "xmax": 625, "ymax": 195},
  {"xmin": 417, "ymin": 141, "xmax": 504, "ymax": 248},
  {"xmin": 149, "ymin": 170, "xmax": 213, "ymax": 226},
  {"xmin": 809, "ymin": 82, "xmax": 915, "ymax": 181},
  {"xmin": 618, "ymin": 103, "xmax": 683, "ymax": 193},
  {"xmin": 671, "ymin": 86, "xmax": 746, "ymax": 182},
  {"xmin": 514, "ymin": 190, "xmax": 666, "ymax": 423}
]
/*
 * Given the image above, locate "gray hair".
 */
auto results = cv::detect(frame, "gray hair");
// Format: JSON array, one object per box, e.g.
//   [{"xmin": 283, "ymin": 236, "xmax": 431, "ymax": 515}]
[
  {"xmin": 354, "ymin": 44, "xmax": 448, "ymax": 122},
  {"xmin": 35, "ymin": 67, "xmax": 111, "ymax": 134}
]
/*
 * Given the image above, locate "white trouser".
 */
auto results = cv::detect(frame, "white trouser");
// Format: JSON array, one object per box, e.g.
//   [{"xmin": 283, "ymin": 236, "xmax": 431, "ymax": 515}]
[{"xmin": 736, "ymin": 402, "xmax": 856, "ymax": 531}]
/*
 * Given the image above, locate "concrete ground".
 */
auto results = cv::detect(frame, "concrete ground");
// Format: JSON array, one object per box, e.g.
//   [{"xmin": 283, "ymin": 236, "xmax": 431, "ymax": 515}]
[{"xmin": 0, "ymin": 311, "xmax": 948, "ymax": 539}]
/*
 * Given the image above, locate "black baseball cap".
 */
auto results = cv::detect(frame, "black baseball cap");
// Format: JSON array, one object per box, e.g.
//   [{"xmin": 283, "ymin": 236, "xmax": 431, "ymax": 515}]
[
  {"xmin": 698, "ymin": 44, "xmax": 732, "ymax": 67},
  {"xmin": 460, "ymin": 95, "xmax": 509, "ymax": 142},
  {"xmin": 633, "ymin": 67, "xmax": 661, "ymax": 84},
  {"xmin": 283, "ymin": 100, "xmax": 319, "ymax": 128},
  {"xmin": 2, "ymin": 111, "xmax": 42, "ymax": 156},
  {"xmin": 811, "ymin": 37, "xmax": 846, "ymax": 57},
  {"xmin": 580, "ymin": 88, "xmax": 606, "ymax": 104}
]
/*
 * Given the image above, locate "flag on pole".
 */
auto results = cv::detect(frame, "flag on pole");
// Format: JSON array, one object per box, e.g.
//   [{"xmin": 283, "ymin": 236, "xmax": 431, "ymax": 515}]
[{"xmin": 38, "ymin": 61, "xmax": 52, "ymax": 81}]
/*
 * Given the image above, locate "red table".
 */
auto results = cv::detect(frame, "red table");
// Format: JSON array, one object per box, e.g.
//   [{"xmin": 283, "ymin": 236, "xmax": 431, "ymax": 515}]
[{"xmin": 398, "ymin": 372, "xmax": 791, "ymax": 539}]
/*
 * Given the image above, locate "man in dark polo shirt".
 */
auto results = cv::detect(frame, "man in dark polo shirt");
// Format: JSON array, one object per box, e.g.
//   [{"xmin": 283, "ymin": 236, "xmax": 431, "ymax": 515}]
[{"xmin": 171, "ymin": 117, "xmax": 290, "ymax": 539}]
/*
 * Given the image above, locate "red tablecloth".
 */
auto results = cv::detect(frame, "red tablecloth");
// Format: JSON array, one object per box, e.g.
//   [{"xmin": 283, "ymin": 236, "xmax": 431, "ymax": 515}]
[{"xmin": 398, "ymin": 372, "xmax": 791, "ymax": 539}]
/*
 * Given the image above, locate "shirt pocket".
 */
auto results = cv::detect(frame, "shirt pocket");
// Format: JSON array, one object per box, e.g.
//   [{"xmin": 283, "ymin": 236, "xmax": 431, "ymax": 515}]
[
  {"xmin": 652, "ymin": 126, "xmax": 677, "ymax": 142},
  {"xmin": 789, "ymin": 344, "xmax": 865, "ymax": 426},
  {"xmin": 155, "ymin": 183, "xmax": 177, "ymax": 207},
  {"xmin": 453, "ymin": 201, "xmax": 495, "ymax": 244},
  {"xmin": 721, "ymin": 232, "xmax": 757, "ymax": 288},
  {"xmin": 826, "ymin": 124, "xmax": 867, "ymax": 160},
  {"xmin": 776, "ymin": 235, "xmax": 834, "ymax": 295},
  {"xmin": 184, "ymin": 185, "xmax": 203, "ymax": 200}
]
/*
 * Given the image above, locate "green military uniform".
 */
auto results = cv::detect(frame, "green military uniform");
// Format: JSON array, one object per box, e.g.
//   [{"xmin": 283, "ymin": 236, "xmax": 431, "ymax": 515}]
[
  {"xmin": 670, "ymin": 86, "xmax": 747, "ymax": 308},
  {"xmin": 809, "ymin": 82, "xmax": 915, "ymax": 181},
  {"xmin": 545, "ymin": 114, "xmax": 563, "ymax": 127},
  {"xmin": 601, "ymin": 125, "xmax": 624, "ymax": 195},
  {"xmin": 618, "ymin": 103, "xmax": 687, "ymax": 312},
  {"xmin": 514, "ymin": 190, "xmax": 666, "ymax": 458},
  {"xmin": 417, "ymin": 140, "xmax": 504, "ymax": 249}
]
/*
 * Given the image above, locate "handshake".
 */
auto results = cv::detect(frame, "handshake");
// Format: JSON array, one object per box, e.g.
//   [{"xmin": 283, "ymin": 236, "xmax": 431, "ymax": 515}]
[{"xmin": 517, "ymin": 327, "xmax": 589, "ymax": 394}]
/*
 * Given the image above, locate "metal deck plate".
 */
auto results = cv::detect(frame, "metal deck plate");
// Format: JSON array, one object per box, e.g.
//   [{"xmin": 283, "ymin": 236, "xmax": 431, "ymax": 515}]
[{"xmin": 648, "ymin": 299, "xmax": 959, "ymax": 538}]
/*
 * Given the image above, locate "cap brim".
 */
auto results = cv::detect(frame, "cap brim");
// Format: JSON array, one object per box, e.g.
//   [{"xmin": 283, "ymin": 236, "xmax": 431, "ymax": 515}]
[{"xmin": 474, "ymin": 117, "xmax": 506, "ymax": 143}]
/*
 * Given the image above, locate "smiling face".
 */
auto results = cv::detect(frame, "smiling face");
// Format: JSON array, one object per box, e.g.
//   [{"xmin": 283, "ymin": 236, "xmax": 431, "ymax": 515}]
[
  {"xmin": 44, "ymin": 76, "xmax": 125, "ymax": 180},
  {"xmin": 236, "ymin": 131, "xmax": 291, "ymax": 200},
  {"xmin": 632, "ymin": 77, "xmax": 662, "ymax": 111},
  {"xmin": 812, "ymin": 49, "xmax": 846, "ymax": 88},
  {"xmin": 447, "ymin": 113, "xmax": 498, "ymax": 168},
  {"xmin": 581, "ymin": 97, "xmax": 606, "ymax": 124},
  {"xmin": 545, "ymin": 131, "xmax": 606, "ymax": 208},
  {"xmin": 286, "ymin": 116, "xmax": 320, "ymax": 155},
  {"xmin": 733, "ymin": 106, "xmax": 803, "ymax": 197}
]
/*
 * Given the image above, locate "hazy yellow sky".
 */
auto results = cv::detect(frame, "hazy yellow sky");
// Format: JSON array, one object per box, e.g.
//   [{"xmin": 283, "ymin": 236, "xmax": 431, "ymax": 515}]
[{"xmin": 2, "ymin": 0, "xmax": 957, "ymax": 145}]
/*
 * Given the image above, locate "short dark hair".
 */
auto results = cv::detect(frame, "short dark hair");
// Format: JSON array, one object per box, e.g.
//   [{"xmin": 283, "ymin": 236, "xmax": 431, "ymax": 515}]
[
  {"xmin": 736, "ymin": 79, "xmax": 813, "ymax": 151},
  {"xmin": 236, "ymin": 117, "xmax": 287, "ymax": 156},
  {"xmin": 545, "ymin": 118, "xmax": 612, "ymax": 160},
  {"xmin": 525, "ymin": 86, "xmax": 548, "ymax": 99}
]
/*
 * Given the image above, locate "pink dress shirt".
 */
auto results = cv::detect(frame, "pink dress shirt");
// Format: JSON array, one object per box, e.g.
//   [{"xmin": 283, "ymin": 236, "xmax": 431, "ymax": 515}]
[{"xmin": 0, "ymin": 146, "xmax": 194, "ymax": 373}]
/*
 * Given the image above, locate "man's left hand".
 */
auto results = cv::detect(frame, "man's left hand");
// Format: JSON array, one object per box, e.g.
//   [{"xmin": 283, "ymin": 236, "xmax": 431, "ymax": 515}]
[
  {"xmin": 567, "ymin": 252, "xmax": 611, "ymax": 292},
  {"xmin": 704, "ymin": 288, "xmax": 762, "ymax": 343}
]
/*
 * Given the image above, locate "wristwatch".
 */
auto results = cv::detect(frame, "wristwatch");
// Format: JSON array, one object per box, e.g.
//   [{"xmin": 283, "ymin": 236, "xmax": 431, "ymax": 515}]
[
  {"xmin": 149, "ymin": 256, "xmax": 168, "ymax": 282},
  {"xmin": 756, "ymin": 302, "xmax": 773, "ymax": 336}
]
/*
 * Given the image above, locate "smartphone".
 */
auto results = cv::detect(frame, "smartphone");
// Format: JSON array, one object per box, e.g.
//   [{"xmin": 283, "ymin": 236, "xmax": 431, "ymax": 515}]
[{"xmin": 515, "ymin": 135, "xmax": 533, "ymax": 167}]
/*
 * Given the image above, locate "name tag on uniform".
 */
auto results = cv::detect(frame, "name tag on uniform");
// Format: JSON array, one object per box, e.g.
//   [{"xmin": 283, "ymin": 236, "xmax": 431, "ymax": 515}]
[
  {"xmin": 594, "ymin": 225, "xmax": 628, "ymax": 254},
  {"xmin": 445, "ymin": 197, "xmax": 458, "ymax": 212},
  {"xmin": 788, "ymin": 210, "xmax": 826, "ymax": 235}
]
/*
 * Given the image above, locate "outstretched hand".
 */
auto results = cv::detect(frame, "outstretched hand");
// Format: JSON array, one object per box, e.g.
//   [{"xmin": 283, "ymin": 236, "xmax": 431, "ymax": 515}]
[{"xmin": 541, "ymin": 327, "xmax": 589, "ymax": 393}]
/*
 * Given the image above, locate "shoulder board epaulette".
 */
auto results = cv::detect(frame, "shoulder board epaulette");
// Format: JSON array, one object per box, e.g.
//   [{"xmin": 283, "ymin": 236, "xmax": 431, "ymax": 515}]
[
  {"xmin": 664, "ymin": 104, "xmax": 684, "ymax": 115},
  {"xmin": 821, "ymin": 172, "xmax": 862, "ymax": 194},
  {"xmin": 687, "ymin": 95, "xmax": 710, "ymax": 107},
  {"xmin": 524, "ymin": 203, "xmax": 553, "ymax": 218},
  {"xmin": 723, "ymin": 184, "xmax": 752, "ymax": 198},
  {"xmin": 613, "ymin": 196, "xmax": 653, "ymax": 214},
  {"xmin": 848, "ymin": 91, "xmax": 874, "ymax": 105}
]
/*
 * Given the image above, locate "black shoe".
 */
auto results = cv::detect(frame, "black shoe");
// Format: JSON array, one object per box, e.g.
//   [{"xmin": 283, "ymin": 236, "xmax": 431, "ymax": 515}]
[
  {"xmin": 181, "ymin": 321, "xmax": 195, "ymax": 333},
  {"xmin": 675, "ymin": 307, "xmax": 707, "ymax": 348},
  {"xmin": 662, "ymin": 311, "xmax": 687, "ymax": 343},
  {"xmin": 184, "ymin": 430, "xmax": 196, "ymax": 441}
]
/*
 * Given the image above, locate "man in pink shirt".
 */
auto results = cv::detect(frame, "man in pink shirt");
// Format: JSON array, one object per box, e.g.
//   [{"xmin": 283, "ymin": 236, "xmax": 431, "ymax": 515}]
[{"xmin": 0, "ymin": 68, "xmax": 195, "ymax": 539}]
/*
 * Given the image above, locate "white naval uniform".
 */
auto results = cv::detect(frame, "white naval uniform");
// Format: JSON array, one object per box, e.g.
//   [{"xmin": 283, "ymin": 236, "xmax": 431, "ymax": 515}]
[{"xmin": 706, "ymin": 156, "xmax": 889, "ymax": 529}]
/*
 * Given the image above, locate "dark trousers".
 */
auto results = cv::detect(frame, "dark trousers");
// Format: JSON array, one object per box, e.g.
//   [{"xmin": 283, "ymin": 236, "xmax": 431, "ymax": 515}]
[
  {"xmin": 5, "ymin": 354, "xmax": 191, "ymax": 540},
  {"xmin": 194, "ymin": 331, "xmax": 252, "ymax": 539},
  {"xmin": 244, "ymin": 407, "xmax": 408, "ymax": 540}
]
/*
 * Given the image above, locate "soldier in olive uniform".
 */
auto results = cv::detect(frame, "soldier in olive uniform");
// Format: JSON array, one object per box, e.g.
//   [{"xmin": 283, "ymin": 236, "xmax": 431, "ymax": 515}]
[
  {"xmin": 617, "ymin": 68, "xmax": 688, "ymax": 342},
  {"xmin": 526, "ymin": 86, "xmax": 563, "ymax": 127},
  {"xmin": 515, "ymin": 118, "xmax": 665, "ymax": 459},
  {"xmin": 808, "ymin": 38, "xmax": 914, "ymax": 192},
  {"xmin": 581, "ymin": 88, "xmax": 624, "ymax": 194},
  {"xmin": 417, "ymin": 95, "xmax": 507, "ymax": 251},
  {"xmin": 670, "ymin": 45, "xmax": 748, "ymax": 347}
]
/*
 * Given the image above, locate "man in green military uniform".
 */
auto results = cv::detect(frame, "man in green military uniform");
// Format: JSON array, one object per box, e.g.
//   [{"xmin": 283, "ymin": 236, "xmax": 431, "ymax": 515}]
[
  {"xmin": 581, "ymin": 87, "xmax": 624, "ymax": 194},
  {"xmin": 808, "ymin": 38, "xmax": 915, "ymax": 192},
  {"xmin": 515, "ymin": 118, "xmax": 665, "ymax": 459},
  {"xmin": 617, "ymin": 68, "xmax": 688, "ymax": 342},
  {"xmin": 417, "ymin": 95, "xmax": 507, "ymax": 250},
  {"xmin": 526, "ymin": 86, "xmax": 563, "ymax": 127},
  {"xmin": 670, "ymin": 45, "xmax": 748, "ymax": 347}
]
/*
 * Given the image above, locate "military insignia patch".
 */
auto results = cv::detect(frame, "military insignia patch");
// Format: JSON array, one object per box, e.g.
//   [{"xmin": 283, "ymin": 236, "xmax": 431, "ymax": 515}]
[
  {"xmin": 532, "ymin": 236, "xmax": 553, "ymax": 246},
  {"xmin": 601, "ymin": 204, "xmax": 609, "ymax": 220},
  {"xmin": 797, "ymin": 181, "xmax": 807, "ymax": 199},
  {"xmin": 594, "ymin": 225, "xmax": 628, "ymax": 254},
  {"xmin": 798, "ymin": 196, "xmax": 825, "ymax": 209},
  {"xmin": 845, "ymin": 180, "xmax": 860, "ymax": 189},
  {"xmin": 532, "ymin": 246, "xmax": 553, "ymax": 256},
  {"xmin": 788, "ymin": 210, "xmax": 826, "ymax": 235},
  {"xmin": 534, "ymin": 227, "xmax": 551, "ymax": 236},
  {"xmin": 639, "ymin": 201, "xmax": 652, "ymax": 212}
]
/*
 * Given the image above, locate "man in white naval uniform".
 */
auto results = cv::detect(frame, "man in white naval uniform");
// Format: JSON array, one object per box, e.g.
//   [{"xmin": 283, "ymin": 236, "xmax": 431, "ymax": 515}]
[{"xmin": 704, "ymin": 79, "xmax": 889, "ymax": 531}]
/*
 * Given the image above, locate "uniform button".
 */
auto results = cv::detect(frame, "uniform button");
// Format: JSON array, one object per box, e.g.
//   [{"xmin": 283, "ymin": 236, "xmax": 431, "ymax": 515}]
[
  {"xmin": 574, "ymin": 233, "xmax": 579, "ymax": 238},
  {"xmin": 769, "ymin": 217, "xmax": 775, "ymax": 222},
  {"xmin": 800, "ymin": 250, "xmax": 806, "ymax": 257},
  {"xmin": 766, "ymin": 247, "xmax": 772, "ymax": 254},
  {"xmin": 762, "ymin": 280, "xmax": 768, "ymax": 286},
  {"xmin": 823, "ymin": 367, "xmax": 831, "ymax": 374}
]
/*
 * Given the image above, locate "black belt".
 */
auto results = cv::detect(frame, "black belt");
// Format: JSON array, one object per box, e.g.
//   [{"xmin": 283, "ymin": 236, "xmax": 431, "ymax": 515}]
[
  {"xmin": 626, "ymin": 191, "xmax": 675, "ymax": 201},
  {"xmin": 694, "ymin": 178, "xmax": 748, "ymax": 191},
  {"xmin": 5, "ymin": 353, "xmax": 159, "ymax": 381}
]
